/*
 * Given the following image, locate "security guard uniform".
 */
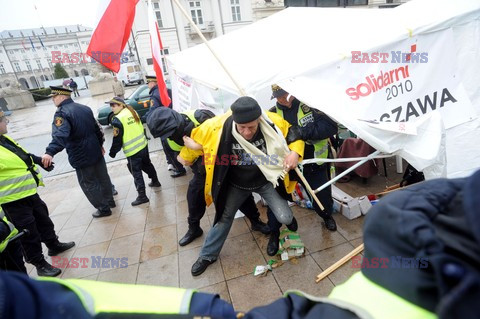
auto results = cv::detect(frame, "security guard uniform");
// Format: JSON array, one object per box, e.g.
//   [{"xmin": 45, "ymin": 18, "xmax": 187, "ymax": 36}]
[
  {"xmin": 0, "ymin": 131, "xmax": 74, "ymax": 276},
  {"xmin": 109, "ymin": 97, "xmax": 160, "ymax": 206},
  {"xmin": 265, "ymin": 85, "xmax": 338, "ymax": 255},
  {"xmin": 45, "ymin": 86, "xmax": 114, "ymax": 218}
]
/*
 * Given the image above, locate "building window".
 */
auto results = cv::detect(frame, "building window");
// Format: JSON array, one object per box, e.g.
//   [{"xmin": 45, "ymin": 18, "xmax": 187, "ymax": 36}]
[
  {"xmin": 21, "ymin": 49, "xmax": 25, "ymax": 53},
  {"xmin": 146, "ymin": 58, "xmax": 153, "ymax": 65},
  {"xmin": 36, "ymin": 60, "xmax": 42, "ymax": 69},
  {"xmin": 9, "ymin": 50, "xmax": 14, "ymax": 54},
  {"xmin": 231, "ymin": 0, "xmax": 241, "ymax": 21},
  {"xmin": 0, "ymin": 64, "xmax": 5, "ymax": 74},
  {"xmin": 43, "ymin": 47, "xmax": 47, "ymax": 51},
  {"xmin": 161, "ymin": 48, "xmax": 169, "ymax": 73},
  {"xmin": 74, "ymin": 43, "xmax": 78, "ymax": 47},
  {"xmin": 189, "ymin": 1, "xmax": 204, "ymax": 26},
  {"xmin": 153, "ymin": 2, "xmax": 164, "ymax": 28},
  {"xmin": 25, "ymin": 60, "xmax": 32, "ymax": 71},
  {"xmin": 13, "ymin": 62, "xmax": 21, "ymax": 72},
  {"xmin": 54, "ymin": 45, "xmax": 58, "ymax": 49}
]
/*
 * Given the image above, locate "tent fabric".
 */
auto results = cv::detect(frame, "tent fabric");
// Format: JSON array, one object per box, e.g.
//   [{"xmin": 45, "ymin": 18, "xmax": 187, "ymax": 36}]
[{"xmin": 167, "ymin": 0, "xmax": 480, "ymax": 178}]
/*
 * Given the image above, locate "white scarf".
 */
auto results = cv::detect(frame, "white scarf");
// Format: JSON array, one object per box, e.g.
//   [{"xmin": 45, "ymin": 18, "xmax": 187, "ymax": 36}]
[{"xmin": 231, "ymin": 115, "xmax": 289, "ymax": 187}]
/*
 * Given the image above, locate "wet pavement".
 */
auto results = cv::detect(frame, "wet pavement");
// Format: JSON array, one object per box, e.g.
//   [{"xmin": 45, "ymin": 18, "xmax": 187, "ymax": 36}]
[{"xmin": 6, "ymin": 89, "xmax": 404, "ymax": 312}]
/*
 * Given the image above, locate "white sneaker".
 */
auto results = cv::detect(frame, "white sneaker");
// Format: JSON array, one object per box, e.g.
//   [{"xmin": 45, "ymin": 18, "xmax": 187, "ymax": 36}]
[{"xmin": 167, "ymin": 164, "xmax": 175, "ymax": 171}]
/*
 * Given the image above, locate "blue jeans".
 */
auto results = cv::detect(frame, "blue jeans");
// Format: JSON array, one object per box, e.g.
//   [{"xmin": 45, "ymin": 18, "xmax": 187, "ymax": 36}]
[{"xmin": 199, "ymin": 183, "xmax": 293, "ymax": 261}]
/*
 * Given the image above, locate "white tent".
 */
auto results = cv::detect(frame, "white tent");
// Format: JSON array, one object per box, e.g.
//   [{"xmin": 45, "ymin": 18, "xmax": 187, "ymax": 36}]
[{"xmin": 167, "ymin": 0, "xmax": 480, "ymax": 178}]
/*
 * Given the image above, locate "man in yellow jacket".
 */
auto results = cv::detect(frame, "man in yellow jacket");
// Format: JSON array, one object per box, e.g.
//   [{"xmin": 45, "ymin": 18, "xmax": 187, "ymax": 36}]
[{"xmin": 179, "ymin": 97, "xmax": 304, "ymax": 276}]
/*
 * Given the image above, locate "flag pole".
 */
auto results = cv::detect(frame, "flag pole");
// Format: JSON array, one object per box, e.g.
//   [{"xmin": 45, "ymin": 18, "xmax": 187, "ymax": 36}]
[{"xmin": 170, "ymin": 0, "xmax": 324, "ymax": 211}]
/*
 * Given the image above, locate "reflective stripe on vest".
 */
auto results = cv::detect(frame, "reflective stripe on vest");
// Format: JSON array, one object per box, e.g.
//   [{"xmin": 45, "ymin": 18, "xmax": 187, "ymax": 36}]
[
  {"xmin": 37, "ymin": 277, "xmax": 196, "ymax": 316},
  {"xmin": 0, "ymin": 208, "xmax": 18, "ymax": 253},
  {"xmin": 115, "ymin": 108, "xmax": 147, "ymax": 157},
  {"xmin": 0, "ymin": 135, "xmax": 42, "ymax": 205},
  {"xmin": 328, "ymin": 272, "xmax": 437, "ymax": 319},
  {"xmin": 276, "ymin": 104, "xmax": 329, "ymax": 162},
  {"xmin": 167, "ymin": 110, "xmax": 200, "ymax": 152}
]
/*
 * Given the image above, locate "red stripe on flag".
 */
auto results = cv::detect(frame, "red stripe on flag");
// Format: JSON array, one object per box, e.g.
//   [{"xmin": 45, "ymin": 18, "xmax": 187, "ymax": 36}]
[
  {"xmin": 148, "ymin": 0, "xmax": 171, "ymax": 106},
  {"xmin": 87, "ymin": 0, "xmax": 139, "ymax": 73}
]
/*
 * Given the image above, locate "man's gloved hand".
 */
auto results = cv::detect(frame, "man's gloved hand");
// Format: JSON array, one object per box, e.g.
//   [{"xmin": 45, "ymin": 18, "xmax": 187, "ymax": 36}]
[
  {"xmin": 286, "ymin": 125, "xmax": 304, "ymax": 144},
  {"xmin": 109, "ymin": 152, "xmax": 116, "ymax": 158},
  {"xmin": 30, "ymin": 153, "xmax": 54, "ymax": 171},
  {"xmin": 43, "ymin": 163, "xmax": 54, "ymax": 172}
]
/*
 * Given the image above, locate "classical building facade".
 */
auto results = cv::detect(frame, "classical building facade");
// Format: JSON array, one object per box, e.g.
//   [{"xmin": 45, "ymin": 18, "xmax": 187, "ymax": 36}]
[{"xmin": 0, "ymin": 25, "xmax": 95, "ymax": 90}]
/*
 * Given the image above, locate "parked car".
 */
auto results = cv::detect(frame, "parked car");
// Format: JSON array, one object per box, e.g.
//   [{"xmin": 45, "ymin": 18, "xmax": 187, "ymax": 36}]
[
  {"xmin": 97, "ymin": 84, "xmax": 151, "ymax": 125},
  {"xmin": 116, "ymin": 62, "xmax": 144, "ymax": 86}
]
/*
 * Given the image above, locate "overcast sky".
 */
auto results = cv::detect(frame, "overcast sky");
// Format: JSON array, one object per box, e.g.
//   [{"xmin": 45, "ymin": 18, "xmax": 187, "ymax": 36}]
[{"xmin": 0, "ymin": 0, "xmax": 103, "ymax": 31}]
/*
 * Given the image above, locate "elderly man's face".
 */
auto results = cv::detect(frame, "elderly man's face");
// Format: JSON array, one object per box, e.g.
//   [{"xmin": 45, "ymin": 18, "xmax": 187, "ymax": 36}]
[
  {"xmin": 52, "ymin": 94, "xmax": 67, "ymax": 107},
  {"xmin": 0, "ymin": 116, "xmax": 9, "ymax": 135},
  {"xmin": 236, "ymin": 119, "xmax": 260, "ymax": 141}
]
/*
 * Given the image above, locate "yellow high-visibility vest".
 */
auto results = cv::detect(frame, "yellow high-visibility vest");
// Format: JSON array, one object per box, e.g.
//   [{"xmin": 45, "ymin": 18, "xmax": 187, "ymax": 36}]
[
  {"xmin": 0, "ymin": 135, "xmax": 43, "ymax": 205},
  {"xmin": 167, "ymin": 110, "xmax": 200, "ymax": 152},
  {"xmin": 276, "ymin": 103, "xmax": 329, "ymax": 162},
  {"xmin": 115, "ymin": 108, "xmax": 147, "ymax": 157},
  {"xmin": 0, "ymin": 207, "xmax": 18, "ymax": 253}
]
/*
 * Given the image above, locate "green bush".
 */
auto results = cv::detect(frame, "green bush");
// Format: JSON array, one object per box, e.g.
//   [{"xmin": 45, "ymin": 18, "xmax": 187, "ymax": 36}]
[{"xmin": 30, "ymin": 88, "xmax": 52, "ymax": 101}]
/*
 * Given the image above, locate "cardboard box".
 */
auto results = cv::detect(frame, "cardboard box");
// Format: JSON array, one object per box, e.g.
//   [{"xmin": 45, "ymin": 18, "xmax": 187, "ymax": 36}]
[
  {"xmin": 278, "ymin": 230, "xmax": 305, "ymax": 261},
  {"xmin": 332, "ymin": 185, "xmax": 362, "ymax": 220}
]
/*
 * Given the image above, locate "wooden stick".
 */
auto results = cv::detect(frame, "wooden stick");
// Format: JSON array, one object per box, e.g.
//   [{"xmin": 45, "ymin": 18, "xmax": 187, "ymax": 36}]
[
  {"xmin": 315, "ymin": 244, "xmax": 364, "ymax": 283},
  {"xmin": 294, "ymin": 167, "xmax": 324, "ymax": 211},
  {"xmin": 170, "ymin": 0, "xmax": 247, "ymax": 96}
]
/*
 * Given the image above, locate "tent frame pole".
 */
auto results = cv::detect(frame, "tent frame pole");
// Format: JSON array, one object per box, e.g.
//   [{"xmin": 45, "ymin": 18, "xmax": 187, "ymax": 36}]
[{"xmin": 171, "ymin": 0, "xmax": 325, "ymax": 211}]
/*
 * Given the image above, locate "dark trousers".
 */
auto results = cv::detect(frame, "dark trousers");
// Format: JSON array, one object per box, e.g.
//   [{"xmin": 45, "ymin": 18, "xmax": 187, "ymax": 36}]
[
  {"xmin": 161, "ymin": 138, "xmax": 185, "ymax": 172},
  {"xmin": 127, "ymin": 147, "xmax": 159, "ymax": 193},
  {"xmin": 1, "ymin": 194, "xmax": 57, "ymax": 264},
  {"xmin": 267, "ymin": 163, "xmax": 333, "ymax": 233},
  {"xmin": 0, "ymin": 240, "xmax": 27, "ymax": 273},
  {"xmin": 186, "ymin": 159, "xmax": 260, "ymax": 229},
  {"xmin": 76, "ymin": 157, "xmax": 113, "ymax": 213}
]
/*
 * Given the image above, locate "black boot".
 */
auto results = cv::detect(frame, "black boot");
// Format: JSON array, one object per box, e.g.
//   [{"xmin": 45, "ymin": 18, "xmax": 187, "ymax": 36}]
[
  {"xmin": 47, "ymin": 240, "xmax": 76, "ymax": 256},
  {"xmin": 249, "ymin": 219, "xmax": 271, "ymax": 235},
  {"xmin": 179, "ymin": 227, "xmax": 203, "ymax": 246},
  {"xmin": 287, "ymin": 216, "xmax": 298, "ymax": 232},
  {"xmin": 267, "ymin": 232, "xmax": 280, "ymax": 256},
  {"xmin": 131, "ymin": 191, "xmax": 149, "ymax": 206},
  {"xmin": 34, "ymin": 259, "xmax": 61, "ymax": 277},
  {"xmin": 170, "ymin": 169, "xmax": 186, "ymax": 178},
  {"xmin": 148, "ymin": 179, "xmax": 161, "ymax": 187},
  {"xmin": 323, "ymin": 216, "xmax": 337, "ymax": 231},
  {"xmin": 92, "ymin": 209, "xmax": 112, "ymax": 218}
]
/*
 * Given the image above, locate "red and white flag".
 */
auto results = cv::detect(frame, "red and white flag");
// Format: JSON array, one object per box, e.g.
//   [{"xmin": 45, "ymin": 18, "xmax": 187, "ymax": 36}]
[
  {"xmin": 148, "ymin": 0, "xmax": 171, "ymax": 106},
  {"xmin": 87, "ymin": 0, "xmax": 139, "ymax": 72}
]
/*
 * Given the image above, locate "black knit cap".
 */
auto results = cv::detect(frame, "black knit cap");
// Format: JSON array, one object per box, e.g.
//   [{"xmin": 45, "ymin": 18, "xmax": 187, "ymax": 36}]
[{"xmin": 231, "ymin": 96, "xmax": 262, "ymax": 124}]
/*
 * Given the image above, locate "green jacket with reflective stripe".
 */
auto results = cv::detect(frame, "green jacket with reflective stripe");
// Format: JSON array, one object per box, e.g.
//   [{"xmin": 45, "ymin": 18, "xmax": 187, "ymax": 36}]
[
  {"xmin": 0, "ymin": 135, "xmax": 43, "ymax": 205},
  {"xmin": 38, "ymin": 277, "xmax": 196, "ymax": 316},
  {"xmin": 115, "ymin": 108, "xmax": 147, "ymax": 157}
]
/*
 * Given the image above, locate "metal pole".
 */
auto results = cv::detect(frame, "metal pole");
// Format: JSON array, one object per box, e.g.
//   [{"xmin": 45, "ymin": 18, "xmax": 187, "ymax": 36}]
[{"xmin": 314, "ymin": 150, "xmax": 381, "ymax": 194}]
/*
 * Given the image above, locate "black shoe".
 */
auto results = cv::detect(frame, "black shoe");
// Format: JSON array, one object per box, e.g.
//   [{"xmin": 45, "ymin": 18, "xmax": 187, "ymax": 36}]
[
  {"xmin": 35, "ymin": 260, "xmax": 61, "ymax": 277},
  {"xmin": 112, "ymin": 189, "xmax": 118, "ymax": 196},
  {"xmin": 179, "ymin": 227, "xmax": 203, "ymax": 246},
  {"xmin": 267, "ymin": 233, "xmax": 280, "ymax": 256},
  {"xmin": 47, "ymin": 241, "xmax": 76, "ymax": 256},
  {"xmin": 170, "ymin": 170, "xmax": 186, "ymax": 178},
  {"xmin": 92, "ymin": 209, "xmax": 112, "ymax": 218},
  {"xmin": 109, "ymin": 201, "xmax": 116, "ymax": 208},
  {"xmin": 131, "ymin": 196, "xmax": 149, "ymax": 206},
  {"xmin": 191, "ymin": 257, "xmax": 216, "ymax": 276},
  {"xmin": 250, "ymin": 219, "xmax": 271, "ymax": 235},
  {"xmin": 287, "ymin": 216, "xmax": 298, "ymax": 232},
  {"xmin": 148, "ymin": 180, "xmax": 161, "ymax": 187},
  {"xmin": 323, "ymin": 216, "xmax": 337, "ymax": 231}
]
